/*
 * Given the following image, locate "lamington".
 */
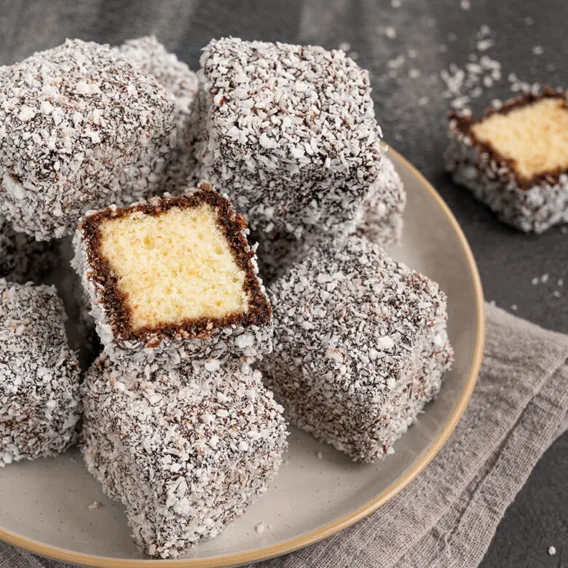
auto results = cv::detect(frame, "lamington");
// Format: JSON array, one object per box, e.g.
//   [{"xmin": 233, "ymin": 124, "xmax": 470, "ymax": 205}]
[
  {"xmin": 193, "ymin": 38, "xmax": 385, "ymax": 239},
  {"xmin": 82, "ymin": 356, "xmax": 287, "ymax": 558},
  {"xmin": 0, "ymin": 39, "xmax": 176, "ymax": 240},
  {"xmin": 0, "ymin": 279, "xmax": 81, "ymax": 466},
  {"xmin": 0, "ymin": 216, "xmax": 57, "ymax": 283},
  {"xmin": 446, "ymin": 89, "xmax": 568, "ymax": 233},
  {"xmin": 258, "ymin": 235, "xmax": 453, "ymax": 463},
  {"xmin": 73, "ymin": 183, "xmax": 272, "ymax": 365},
  {"xmin": 118, "ymin": 36, "xmax": 199, "ymax": 190}
]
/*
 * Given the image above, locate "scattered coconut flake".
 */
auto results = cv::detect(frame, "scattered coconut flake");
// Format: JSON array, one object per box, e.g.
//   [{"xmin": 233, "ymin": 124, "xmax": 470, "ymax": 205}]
[
  {"xmin": 511, "ymin": 304, "xmax": 518, "ymax": 311},
  {"xmin": 380, "ymin": 26, "xmax": 397, "ymax": 39},
  {"xmin": 87, "ymin": 501, "xmax": 101, "ymax": 510},
  {"xmin": 439, "ymin": 25, "xmax": 503, "ymax": 111},
  {"xmin": 476, "ymin": 39, "xmax": 494, "ymax": 52},
  {"xmin": 255, "ymin": 522, "xmax": 268, "ymax": 534},
  {"xmin": 532, "ymin": 45, "xmax": 544, "ymax": 56},
  {"xmin": 548, "ymin": 546, "xmax": 557, "ymax": 556}
]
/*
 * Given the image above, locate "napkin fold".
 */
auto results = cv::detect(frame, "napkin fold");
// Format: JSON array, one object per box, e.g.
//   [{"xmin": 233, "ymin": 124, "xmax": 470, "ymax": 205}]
[{"xmin": 2, "ymin": 304, "xmax": 567, "ymax": 568}]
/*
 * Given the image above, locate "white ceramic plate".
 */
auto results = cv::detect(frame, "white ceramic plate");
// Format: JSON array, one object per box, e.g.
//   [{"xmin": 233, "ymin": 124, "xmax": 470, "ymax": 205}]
[{"xmin": 0, "ymin": 149, "xmax": 484, "ymax": 568}]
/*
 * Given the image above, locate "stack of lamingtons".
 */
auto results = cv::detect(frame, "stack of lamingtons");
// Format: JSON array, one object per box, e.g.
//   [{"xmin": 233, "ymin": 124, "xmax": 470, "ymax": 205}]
[
  {"xmin": 0, "ymin": 35, "xmax": 453, "ymax": 559},
  {"xmin": 74, "ymin": 184, "xmax": 287, "ymax": 558}
]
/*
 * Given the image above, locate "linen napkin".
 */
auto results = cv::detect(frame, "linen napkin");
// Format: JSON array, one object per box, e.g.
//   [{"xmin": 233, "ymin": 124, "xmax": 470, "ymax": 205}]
[{"xmin": 2, "ymin": 303, "xmax": 567, "ymax": 568}]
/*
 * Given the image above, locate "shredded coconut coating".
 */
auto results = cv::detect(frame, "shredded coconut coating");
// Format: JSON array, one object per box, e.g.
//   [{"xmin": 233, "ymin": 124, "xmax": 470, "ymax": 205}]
[
  {"xmin": 118, "ymin": 36, "xmax": 199, "ymax": 192},
  {"xmin": 255, "ymin": 155, "xmax": 406, "ymax": 285},
  {"xmin": 82, "ymin": 356, "xmax": 287, "ymax": 558},
  {"xmin": 193, "ymin": 37, "xmax": 385, "ymax": 238},
  {"xmin": 355, "ymin": 155, "xmax": 406, "ymax": 246},
  {"xmin": 0, "ymin": 39, "xmax": 176, "ymax": 240},
  {"xmin": 253, "ymin": 229, "xmax": 314, "ymax": 286},
  {"xmin": 0, "ymin": 216, "xmax": 58, "ymax": 283},
  {"xmin": 258, "ymin": 236, "xmax": 453, "ymax": 463},
  {"xmin": 72, "ymin": 188, "xmax": 273, "ymax": 366},
  {"xmin": 118, "ymin": 36, "xmax": 197, "ymax": 122},
  {"xmin": 445, "ymin": 94, "xmax": 568, "ymax": 233},
  {"xmin": 0, "ymin": 279, "xmax": 81, "ymax": 466}
]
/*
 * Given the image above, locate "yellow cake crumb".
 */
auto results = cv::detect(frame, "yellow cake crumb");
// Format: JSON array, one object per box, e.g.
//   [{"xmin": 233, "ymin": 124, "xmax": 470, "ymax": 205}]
[
  {"xmin": 472, "ymin": 98, "xmax": 568, "ymax": 180},
  {"xmin": 99, "ymin": 204, "xmax": 248, "ymax": 330}
]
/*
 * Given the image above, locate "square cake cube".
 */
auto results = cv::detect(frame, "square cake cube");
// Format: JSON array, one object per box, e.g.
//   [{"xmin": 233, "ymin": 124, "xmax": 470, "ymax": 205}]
[
  {"xmin": 0, "ymin": 39, "xmax": 176, "ymax": 240},
  {"xmin": 258, "ymin": 235, "xmax": 452, "ymax": 463},
  {"xmin": 446, "ymin": 89, "xmax": 568, "ymax": 233},
  {"xmin": 73, "ymin": 183, "xmax": 272, "ymax": 364},
  {"xmin": 0, "ymin": 280, "xmax": 81, "ymax": 465},
  {"xmin": 194, "ymin": 38, "xmax": 384, "ymax": 238},
  {"xmin": 82, "ymin": 357, "xmax": 287, "ymax": 558}
]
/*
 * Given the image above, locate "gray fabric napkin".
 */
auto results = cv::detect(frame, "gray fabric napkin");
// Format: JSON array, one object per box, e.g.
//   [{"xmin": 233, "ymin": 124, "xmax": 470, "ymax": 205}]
[{"xmin": 2, "ymin": 304, "xmax": 567, "ymax": 568}]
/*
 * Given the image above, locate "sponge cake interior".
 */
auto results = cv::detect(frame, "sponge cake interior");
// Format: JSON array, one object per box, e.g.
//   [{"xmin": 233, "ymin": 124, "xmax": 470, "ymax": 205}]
[
  {"xmin": 471, "ymin": 97, "xmax": 568, "ymax": 181},
  {"xmin": 99, "ymin": 203, "xmax": 248, "ymax": 331}
]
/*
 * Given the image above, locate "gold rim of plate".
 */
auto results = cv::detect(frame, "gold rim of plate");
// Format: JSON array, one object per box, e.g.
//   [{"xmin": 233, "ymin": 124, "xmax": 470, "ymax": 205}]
[{"xmin": 0, "ymin": 148, "xmax": 486, "ymax": 568}]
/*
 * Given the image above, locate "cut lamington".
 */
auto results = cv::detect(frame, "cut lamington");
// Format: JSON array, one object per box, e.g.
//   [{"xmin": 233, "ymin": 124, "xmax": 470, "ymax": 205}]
[
  {"xmin": 446, "ymin": 89, "xmax": 568, "ymax": 233},
  {"xmin": 0, "ymin": 39, "xmax": 176, "ymax": 240},
  {"xmin": 0, "ymin": 280, "xmax": 81, "ymax": 466},
  {"xmin": 73, "ymin": 183, "xmax": 272, "ymax": 365},
  {"xmin": 118, "ymin": 36, "xmax": 199, "ymax": 191},
  {"xmin": 82, "ymin": 356, "xmax": 287, "ymax": 558},
  {"xmin": 258, "ymin": 235, "xmax": 453, "ymax": 463},
  {"xmin": 193, "ymin": 38, "xmax": 385, "ymax": 239}
]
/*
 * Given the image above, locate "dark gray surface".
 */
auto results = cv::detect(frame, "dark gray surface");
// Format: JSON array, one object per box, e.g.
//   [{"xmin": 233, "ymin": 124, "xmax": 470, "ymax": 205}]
[{"xmin": 0, "ymin": 0, "xmax": 566, "ymax": 566}]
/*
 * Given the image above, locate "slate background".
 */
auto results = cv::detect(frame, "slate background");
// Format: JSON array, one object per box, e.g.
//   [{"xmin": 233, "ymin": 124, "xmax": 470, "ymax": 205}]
[{"xmin": 0, "ymin": 0, "xmax": 566, "ymax": 566}]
